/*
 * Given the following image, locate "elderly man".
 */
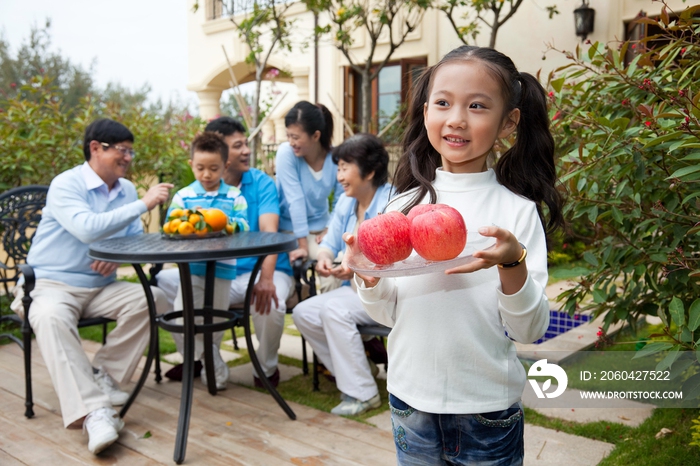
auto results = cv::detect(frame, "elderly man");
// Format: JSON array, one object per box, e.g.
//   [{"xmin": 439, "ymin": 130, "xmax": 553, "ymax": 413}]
[
  {"xmin": 11, "ymin": 118, "xmax": 171, "ymax": 455},
  {"xmin": 158, "ymin": 116, "xmax": 294, "ymax": 390}
]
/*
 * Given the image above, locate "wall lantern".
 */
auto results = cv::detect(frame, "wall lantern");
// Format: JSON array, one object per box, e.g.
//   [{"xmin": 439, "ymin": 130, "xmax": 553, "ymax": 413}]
[{"xmin": 574, "ymin": 0, "xmax": 595, "ymax": 41}]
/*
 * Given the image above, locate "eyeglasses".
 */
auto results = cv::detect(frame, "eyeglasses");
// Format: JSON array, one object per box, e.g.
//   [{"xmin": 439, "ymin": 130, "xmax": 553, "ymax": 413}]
[{"xmin": 101, "ymin": 142, "xmax": 136, "ymax": 158}]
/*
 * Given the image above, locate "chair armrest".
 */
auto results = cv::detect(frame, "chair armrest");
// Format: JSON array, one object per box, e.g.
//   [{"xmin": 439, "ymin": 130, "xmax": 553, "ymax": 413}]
[{"xmin": 18, "ymin": 263, "xmax": 36, "ymax": 294}]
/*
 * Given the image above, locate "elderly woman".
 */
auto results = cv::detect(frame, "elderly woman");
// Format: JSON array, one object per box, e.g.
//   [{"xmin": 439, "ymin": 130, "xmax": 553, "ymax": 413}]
[{"xmin": 292, "ymin": 133, "xmax": 393, "ymax": 416}]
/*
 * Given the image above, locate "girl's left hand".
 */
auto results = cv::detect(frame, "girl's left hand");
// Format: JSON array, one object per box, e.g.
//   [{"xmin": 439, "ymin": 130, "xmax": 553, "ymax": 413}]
[{"xmin": 445, "ymin": 226, "xmax": 523, "ymax": 274}]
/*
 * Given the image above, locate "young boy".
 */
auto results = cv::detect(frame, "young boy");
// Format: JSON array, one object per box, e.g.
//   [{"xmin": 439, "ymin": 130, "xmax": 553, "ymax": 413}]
[{"xmin": 165, "ymin": 131, "xmax": 249, "ymax": 389}]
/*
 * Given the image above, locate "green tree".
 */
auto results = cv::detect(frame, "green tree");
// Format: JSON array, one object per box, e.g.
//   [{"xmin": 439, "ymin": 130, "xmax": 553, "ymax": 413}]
[
  {"xmin": 0, "ymin": 76, "xmax": 202, "ymax": 202},
  {"xmin": 305, "ymin": 0, "xmax": 430, "ymax": 133},
  {"xmin": 548, "ymin": 3, "xmax": 700, "ymax": 393},
  {"xmin": 0, "ymin": 21, "xmax": 94, "ymax": 110},
  {"xmin": 437, "ymin": 0, "xmax": 558, "ymax": 48}
]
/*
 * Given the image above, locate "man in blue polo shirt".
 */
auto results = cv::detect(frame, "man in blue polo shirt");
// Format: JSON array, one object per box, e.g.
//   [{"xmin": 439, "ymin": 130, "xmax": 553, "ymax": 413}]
[
  {"xmin": 157, "ymin": 117, "xmax": 294, "ymax": 390},
  {"xmin": 11, "ymin": 118, "xmax": 171, "ymax": 455}
]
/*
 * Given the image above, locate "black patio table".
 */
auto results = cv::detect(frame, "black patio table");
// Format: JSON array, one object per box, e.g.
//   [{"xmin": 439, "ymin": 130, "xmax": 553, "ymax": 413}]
[{"xmin": 88, "ymin": 231, "xmax": 298, "ymax": 464}]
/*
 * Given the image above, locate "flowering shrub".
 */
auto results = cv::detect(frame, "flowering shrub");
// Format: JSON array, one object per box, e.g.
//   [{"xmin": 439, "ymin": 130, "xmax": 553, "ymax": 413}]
[
  {"xmin": 0, "ymin": 76, "xmax": 203, "ymax": 208},
  {"xmin": 547, "ymin": 2, "xmax": 699, "ymax": 391}
]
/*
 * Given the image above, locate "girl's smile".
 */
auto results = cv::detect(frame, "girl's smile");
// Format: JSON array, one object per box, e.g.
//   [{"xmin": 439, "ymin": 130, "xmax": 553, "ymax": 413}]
[{"xmin": 423, "ymin": 61, "xmax": 518, "ymax": 174}]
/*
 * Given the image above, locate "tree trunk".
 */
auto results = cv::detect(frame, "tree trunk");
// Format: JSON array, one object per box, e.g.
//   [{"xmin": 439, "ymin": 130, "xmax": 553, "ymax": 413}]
[
  {"xmin": 489, "ymin": 24, "xmax": 499, "ymax": 49},
  {"xmin": 251, "ymin": 72, "xmax": 262, "ymax": 168},
  {"xmin": 361, "ymin": 69, "xmax": 372, "ymax": 133}
]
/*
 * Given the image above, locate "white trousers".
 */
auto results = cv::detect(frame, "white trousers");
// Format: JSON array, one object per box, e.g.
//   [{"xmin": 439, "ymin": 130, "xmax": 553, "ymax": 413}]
[
  {"xmin": 157, "ymin": 267, "xmax": 294, "ymax": 377},
  {"xmin": 11, "ymin": 279, "xmax": 167, "ymax": 427},
  {"xmin": 292, "ymin": 286, "xmax": 378, "ymax": 402}
]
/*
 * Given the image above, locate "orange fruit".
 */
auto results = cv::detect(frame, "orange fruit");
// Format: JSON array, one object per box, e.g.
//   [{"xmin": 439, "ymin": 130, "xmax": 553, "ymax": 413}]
[
  {"xmin": 169, "ymin": 208, "xmax": 185, "ymax": 219},
  {"xmin": 202, "ymin": 208, "xmax": 228, "ymax": 232},
  {"xmin": 225, "ymin": 224, "xmax": 234, "ymax": 235},
  {"xmin": 162, "ymin": 221, "xmax": 172, "ymax": 234},
  {"xmin": 170, "ymin": 218, "xmax": 182, "ymax": 232},
  {"xmin": 178, "ymin": 222, "xmax": 195, "ymax": 235},
  {"xmin": 188, "ymin": 213, "xmax": 202, "ymax": 226}
]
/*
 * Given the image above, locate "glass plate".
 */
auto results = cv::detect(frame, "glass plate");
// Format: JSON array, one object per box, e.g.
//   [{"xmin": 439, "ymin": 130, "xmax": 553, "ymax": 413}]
[{"xmin": 348, "ymin": 237, "xmax": 496, "ymax": 277}]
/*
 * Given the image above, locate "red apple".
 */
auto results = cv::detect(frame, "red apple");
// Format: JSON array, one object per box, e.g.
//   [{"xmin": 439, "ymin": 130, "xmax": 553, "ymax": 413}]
[
  {"xmin": 408, "ymin": 204, "xmax": 467, "ymax": 261},
  {"xmin": 357, "ymin": 211, "xmax": 413, "ymax": 265}
]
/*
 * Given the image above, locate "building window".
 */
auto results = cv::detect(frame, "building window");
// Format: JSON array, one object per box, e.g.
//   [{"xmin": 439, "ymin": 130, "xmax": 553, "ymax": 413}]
[
  {"xmin": 209, "ymin": 0, "xmax": 226, "ymax": 20},
  {"xmin": 343, "ymin": 57, "xmax": 427, "ymax": 137},
  {"xmin": 377, "ymin": 65, "xmax": 402, "ymax": 131},
  {"xmin": 624, "ymin": 10, "xmax": 695, "ymax": 66}
]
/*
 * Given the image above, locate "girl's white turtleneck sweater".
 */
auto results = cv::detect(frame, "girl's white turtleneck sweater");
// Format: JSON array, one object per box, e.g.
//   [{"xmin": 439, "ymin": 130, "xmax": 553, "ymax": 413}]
[{"xmin": 356, "ymin": 168, "xmax": 550, "ymax": 414}]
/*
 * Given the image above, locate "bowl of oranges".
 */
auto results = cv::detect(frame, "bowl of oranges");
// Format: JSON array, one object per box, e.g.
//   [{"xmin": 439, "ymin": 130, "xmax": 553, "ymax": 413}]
[{"xmin": 161, "ymin": 208, "xmax": 238, "ymax": 239}]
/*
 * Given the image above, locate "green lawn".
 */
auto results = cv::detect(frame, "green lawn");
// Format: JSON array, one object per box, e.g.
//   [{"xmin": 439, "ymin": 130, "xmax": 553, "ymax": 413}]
[{"xmin": 523, "ymin": 323, "xmax": 700, "ymax": 465}]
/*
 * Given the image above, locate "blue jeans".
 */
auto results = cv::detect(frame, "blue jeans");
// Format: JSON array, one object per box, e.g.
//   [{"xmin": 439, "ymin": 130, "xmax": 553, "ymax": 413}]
[{"xmin": 389, "ymin": 394, "xmax": 524, "ymax": 466}]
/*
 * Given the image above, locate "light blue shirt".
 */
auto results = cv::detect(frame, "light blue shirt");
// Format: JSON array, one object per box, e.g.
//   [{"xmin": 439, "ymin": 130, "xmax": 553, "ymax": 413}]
[
  {"xmin": 26, "ymin": 163, "xmax": 147, "ymax": 288},
  {"xmin": 237, "ymin": 168, "xmax": 293, "ymax": 277},
  {"xmin": 319, "ymin": 183, "xmax": 394, "ymax": 286},
  {"xmin": 275, "ymin": 142, "xmax": 344, "ymax": 238}
]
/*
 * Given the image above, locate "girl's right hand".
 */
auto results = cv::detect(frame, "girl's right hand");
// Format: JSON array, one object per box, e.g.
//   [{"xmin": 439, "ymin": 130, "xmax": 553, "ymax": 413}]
[{"xmin": 341, "ymin": 233, "xmax": 381, "ymax": 288}]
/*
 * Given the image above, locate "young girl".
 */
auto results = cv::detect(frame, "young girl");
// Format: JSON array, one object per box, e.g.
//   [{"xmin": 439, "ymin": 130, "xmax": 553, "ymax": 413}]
[{"xmin": 343, "ymin": 46, "xmax": 564, "ymax": 465}]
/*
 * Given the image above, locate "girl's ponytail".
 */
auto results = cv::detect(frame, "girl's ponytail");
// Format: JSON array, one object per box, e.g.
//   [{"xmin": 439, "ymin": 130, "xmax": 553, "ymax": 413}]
[
  {"xmin": 496, "ymin": 72, "xmax": 564, "ymax": 233},
  {"xmin": 392, "ymin": 66, "xmax": 440, "ymax": 214}
]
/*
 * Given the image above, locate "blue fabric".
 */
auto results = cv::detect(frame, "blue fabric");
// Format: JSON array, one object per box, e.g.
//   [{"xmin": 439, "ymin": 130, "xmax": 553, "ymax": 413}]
[
  {"xmin": 275, "ymin": 142, "xmax": 344, "ymax": 237},
  {"xmin": 27, "ymin": 163, "xmax": 147, "ymax": 288},
  {"xmin": 389, "ymin": 395, "xmax": 524, "ymax": 466},
  {"xmin": 167, "ymin": 179, "xmax": 249, "ymax": 280},
  {"xmin": 237, "ymin": 168, "xmax": 293, "ymax": 277}
]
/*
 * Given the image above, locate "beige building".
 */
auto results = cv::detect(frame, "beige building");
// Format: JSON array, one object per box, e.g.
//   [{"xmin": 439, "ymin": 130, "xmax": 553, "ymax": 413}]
[{"xmin": 187, "ymin": 0, "xmax": 690, "ymax": 147}]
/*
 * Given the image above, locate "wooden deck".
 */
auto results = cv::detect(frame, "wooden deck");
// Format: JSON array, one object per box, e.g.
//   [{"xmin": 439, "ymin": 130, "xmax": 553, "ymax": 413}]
[{"xmin": 0, "ymin": 340, "xmax": 397, "ymax": 465}]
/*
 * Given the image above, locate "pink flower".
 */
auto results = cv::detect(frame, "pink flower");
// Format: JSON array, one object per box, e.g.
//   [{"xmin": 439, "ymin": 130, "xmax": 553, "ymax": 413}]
[
  {"xmin": 645, "ymin": 121, "xmax": 652, "ymax": 127},
  {"xmin": 681, "ymin": 48, "xmax": 687, "ymax": 54},
  {"xmin": 548, "ymin": 91, "xmax": 554, "ymax": 97},
  {"xmin": 552, "ymin": 111, "xmax": 562, "ymax": 121},
  {"xmin": 179, "ymin": 140, "xmax": 188, "ymax": 149}
]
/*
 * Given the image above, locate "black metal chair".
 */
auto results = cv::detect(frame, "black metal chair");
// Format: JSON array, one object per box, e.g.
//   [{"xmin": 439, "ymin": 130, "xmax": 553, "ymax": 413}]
[{"xmin": 0, "ymin": 185, "xmax": 114, "ymax": 418}]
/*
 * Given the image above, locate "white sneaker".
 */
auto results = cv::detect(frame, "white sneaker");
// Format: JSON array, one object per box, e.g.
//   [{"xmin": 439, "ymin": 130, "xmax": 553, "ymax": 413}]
[
  {"xmin": 84, "ymin": 407, "xmax": 124, "ymax": 454},
  {"xmin": 200, "ymin": 346, "xmax": 229, "ymax": 390},
  {"xmin": 331, "ymin": 393, "xmax": 382, "ymax": 416},
  {"xmin": 93, "ymin": 367, "xmax": 129, "ymax": 406}
]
